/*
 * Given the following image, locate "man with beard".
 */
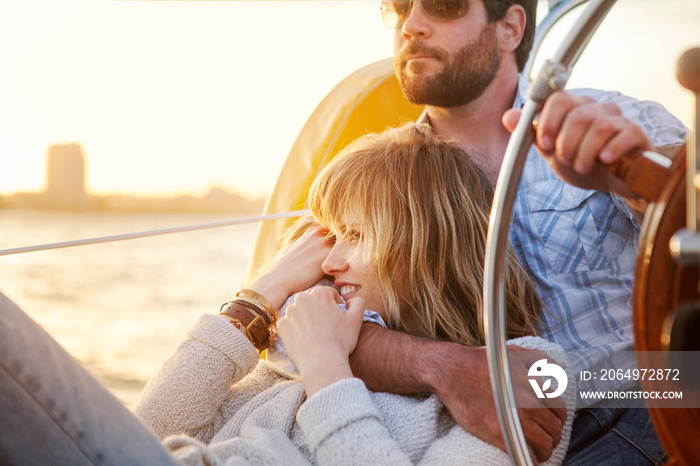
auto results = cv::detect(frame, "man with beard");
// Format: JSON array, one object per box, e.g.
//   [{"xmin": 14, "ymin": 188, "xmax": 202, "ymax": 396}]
[{"xmin": 346, "ymin": 0, "xmax": 687, "ymax": 464}]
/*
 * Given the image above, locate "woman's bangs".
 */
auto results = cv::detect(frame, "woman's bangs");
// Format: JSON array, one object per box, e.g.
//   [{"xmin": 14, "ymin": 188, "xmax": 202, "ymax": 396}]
[{"xmin": 309, "ymin": 155, "xmax": 370, "ymax": 238}]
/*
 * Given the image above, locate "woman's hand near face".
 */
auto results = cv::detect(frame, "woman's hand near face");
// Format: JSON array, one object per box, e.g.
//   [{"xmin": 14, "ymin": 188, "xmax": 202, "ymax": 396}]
[
  {"xmin": 276, "ymin": 286, "xmax": 365, "ymax": 397},
  {"xmin": 248, "ymin": 227, "xmax": 332, "ymax": 312}
]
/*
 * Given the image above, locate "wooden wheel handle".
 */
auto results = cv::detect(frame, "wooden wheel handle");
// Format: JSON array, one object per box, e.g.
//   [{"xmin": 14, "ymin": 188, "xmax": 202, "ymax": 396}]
[
  {"xmin": 607, "ymin": 150, "xmax": 675, "ymax": 202},
  {"xmin": 677, "ymin": 48, "xmax": 700, "ymax": 93}
]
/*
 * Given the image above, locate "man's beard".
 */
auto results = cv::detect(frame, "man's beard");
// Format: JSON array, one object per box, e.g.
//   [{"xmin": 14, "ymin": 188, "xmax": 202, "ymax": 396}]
[{"xmin": 394, "ymin": 23, "xmax": 501, "ymax": 108}]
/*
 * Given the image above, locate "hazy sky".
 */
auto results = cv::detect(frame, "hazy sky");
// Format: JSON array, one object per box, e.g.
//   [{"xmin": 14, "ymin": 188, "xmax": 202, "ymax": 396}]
[
  {"xmin": 1, "ymin": 0, "xmax": 394, "ymax": 198},
  {"xmin": 1, "ymin": 0, "xmax": 697, "ymax": 198}
]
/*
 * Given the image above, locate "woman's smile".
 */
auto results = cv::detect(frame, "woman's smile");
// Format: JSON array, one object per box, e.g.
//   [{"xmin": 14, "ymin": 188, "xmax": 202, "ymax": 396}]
[{"xmin": 339, "ymin": 284, "xmax": 360, "ymax": 298}]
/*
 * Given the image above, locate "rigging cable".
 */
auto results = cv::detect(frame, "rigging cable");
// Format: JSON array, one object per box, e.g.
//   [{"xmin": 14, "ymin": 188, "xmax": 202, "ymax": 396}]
[{"xmin": 0, "ymin": 209, "xmax": 310, "ymax": 257}]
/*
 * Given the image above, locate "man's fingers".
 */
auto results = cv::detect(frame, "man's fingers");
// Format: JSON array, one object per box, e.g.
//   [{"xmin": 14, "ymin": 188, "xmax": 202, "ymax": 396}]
[
  {"xmin": 555, "ymin": 104, "xmax": 599, "ymax": 168},
  {"xmin": 518, "ymin": 385, "xmax": 567, "ymax": 462},
  {"xmin": 538, "ymin": 92, "xmax": 593, "ymax": 152},
  {"xmin": 521, "ymin": 414, "xmax": 559, "ymax": 463},
  {"xmin": 502, "ymin": 108, "xmax": 522, "ymax": 133},
  {"xmin": 598, "ymin": 122, "xmax": 654, "ymax": 164},
  {"xmin": 524, "ymin": 399, "xmax": 564, "ymax": 446},
  {"xmin": 510, "ymin": 347, "xmax": 569, "ymax": 427},
  {"xmin": 574, "ymin": 115, "xmax": 623, "ymax": 173},
  {"xmin": 503, "ymin": 94, "xmax": 643, "ymax": 172},
  {"xmin": 543, "ymin": 393, "xmax": 568, "ymax": 425}
]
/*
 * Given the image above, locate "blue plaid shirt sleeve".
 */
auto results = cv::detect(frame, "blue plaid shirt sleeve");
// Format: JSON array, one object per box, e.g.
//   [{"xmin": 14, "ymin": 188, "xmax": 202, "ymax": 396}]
[{"xmin": 510, "ymin": 78, "xmax": 687, "ymax": 406}]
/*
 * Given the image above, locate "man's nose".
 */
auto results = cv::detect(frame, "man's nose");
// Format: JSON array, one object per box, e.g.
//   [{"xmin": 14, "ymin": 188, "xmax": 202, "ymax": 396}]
[{"xmin": 402, "ymin": 0, "xmax": 432, "ymax": 39}]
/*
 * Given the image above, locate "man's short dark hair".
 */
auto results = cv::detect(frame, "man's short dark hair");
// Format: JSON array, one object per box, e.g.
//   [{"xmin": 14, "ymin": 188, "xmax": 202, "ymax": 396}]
[{"xmin": 484, "ymin": 0, "xmax": 536, "ymax": 72}]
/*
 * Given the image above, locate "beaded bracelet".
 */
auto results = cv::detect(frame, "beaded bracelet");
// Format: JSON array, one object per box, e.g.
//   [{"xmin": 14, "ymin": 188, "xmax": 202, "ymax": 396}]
[
  {"xmin": 233, "ymin": 296, "xmax": 276, "ymax": 326},
  {"xmin": 236, "ymin": 289, "xmax": 273, "ymax": 313}
]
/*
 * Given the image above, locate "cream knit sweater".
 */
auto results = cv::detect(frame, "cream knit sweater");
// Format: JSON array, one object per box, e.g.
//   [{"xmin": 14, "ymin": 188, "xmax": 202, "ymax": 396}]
[{"xmin": 135, "ymin": 313, "xmax": 575, "ymax": 465}]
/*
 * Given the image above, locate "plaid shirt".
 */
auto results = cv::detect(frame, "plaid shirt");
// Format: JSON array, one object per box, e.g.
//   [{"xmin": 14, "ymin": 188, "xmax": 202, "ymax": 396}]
[{"xmin": 510, "ymin": 77, "xmax": 687, "ymax": 406}]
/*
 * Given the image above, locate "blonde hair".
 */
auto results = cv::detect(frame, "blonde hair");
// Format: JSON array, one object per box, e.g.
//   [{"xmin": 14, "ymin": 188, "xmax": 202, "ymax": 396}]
[{"xmin": 308, "ymin": 123, "xmax": 540, "ymax": 346}]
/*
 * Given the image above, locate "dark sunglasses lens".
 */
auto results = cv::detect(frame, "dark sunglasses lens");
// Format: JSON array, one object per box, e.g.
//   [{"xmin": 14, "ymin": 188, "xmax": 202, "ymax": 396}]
[
  {"xmin": 381, "ymin": 0, "xmax": 469, "ymax": 28},
  {"xmin": 421, "ymin": 0, "xmax": 469, "ymax": 20},
  {"xmin": 381, "ymin": 0, "xmax": 412, "ymax": 28}
]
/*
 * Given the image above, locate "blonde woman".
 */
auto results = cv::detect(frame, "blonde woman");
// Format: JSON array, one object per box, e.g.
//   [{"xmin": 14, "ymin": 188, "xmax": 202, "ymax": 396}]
[
  {"xmin": 135, "ymin": 123, "xmax": 574, "ymax": 465},
  {"xmin": 0, "ymin": 124, "xmax": 573, "ymax": 465}
]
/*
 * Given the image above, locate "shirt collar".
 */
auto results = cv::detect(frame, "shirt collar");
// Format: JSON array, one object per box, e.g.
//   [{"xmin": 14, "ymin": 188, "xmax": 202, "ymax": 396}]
[{"xmin": 513, "ymin": 74, "xmax": 531, "ymax": 110}]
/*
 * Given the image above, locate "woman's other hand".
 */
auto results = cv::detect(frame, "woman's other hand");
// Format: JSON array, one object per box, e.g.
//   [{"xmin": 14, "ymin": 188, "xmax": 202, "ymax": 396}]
[
  {"xmin": 248, "ymin": 227, "xmax": 332, "ymax": 312},
  {"xmin": 277, "ymin": 286, "xmax": 365, "ymax": 396}
]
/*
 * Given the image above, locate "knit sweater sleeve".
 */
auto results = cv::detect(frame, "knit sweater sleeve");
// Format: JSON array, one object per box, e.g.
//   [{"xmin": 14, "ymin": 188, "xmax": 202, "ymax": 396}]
[
  {"xmin": 296, "ymin": 336, "xmax": 575, "ymax": 466},
  {"xmin": 296, "ymin": 378, "xmax": 516, "ymax": 465},
  {"xmin": 296, "ymin": 377, "xmax": 413, "ymax": 465},
  {"xmin": 134, "ymin": 313, "xmax": 261, "ymax": 442}
]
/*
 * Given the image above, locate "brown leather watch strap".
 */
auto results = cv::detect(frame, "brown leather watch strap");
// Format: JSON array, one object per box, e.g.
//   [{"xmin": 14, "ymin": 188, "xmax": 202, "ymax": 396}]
[
  {"xmin": 220, "ymin": 301, "xmax": 271, "ymax": 350},
  {"xmin": 233, "ymin": 297, "xmax": 274, "ymax": 326}
]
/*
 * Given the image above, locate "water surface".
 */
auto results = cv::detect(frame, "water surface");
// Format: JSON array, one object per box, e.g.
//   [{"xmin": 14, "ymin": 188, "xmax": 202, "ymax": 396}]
[{"xmin": 0, "ymin": 209, "xmax": 258, "ymax": 406}]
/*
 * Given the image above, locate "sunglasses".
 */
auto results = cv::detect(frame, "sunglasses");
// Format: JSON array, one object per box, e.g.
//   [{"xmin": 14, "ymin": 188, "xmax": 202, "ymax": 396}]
[{"xmin": 381, "ymin": 0, "xmax": 470, "ymax": 29}]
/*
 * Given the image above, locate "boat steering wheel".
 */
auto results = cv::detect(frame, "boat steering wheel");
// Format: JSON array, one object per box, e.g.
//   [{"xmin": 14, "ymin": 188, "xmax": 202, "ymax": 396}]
[
  {"xmin": 485, "ymin": 0, "xmax": 700, "ymax": 462},
  {"xmin": 483, "ymin": 1, "xmax": 619, "ymax": 464}
]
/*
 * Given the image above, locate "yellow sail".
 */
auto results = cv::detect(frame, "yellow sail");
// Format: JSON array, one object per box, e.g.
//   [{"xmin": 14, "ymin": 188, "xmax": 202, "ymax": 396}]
[{"xmin": 245, "ymin": 57, "xmax": 423, "ymax": 283}]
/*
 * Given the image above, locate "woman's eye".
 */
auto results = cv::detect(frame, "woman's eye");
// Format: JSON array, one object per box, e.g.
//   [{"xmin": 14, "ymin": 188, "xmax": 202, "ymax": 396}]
[{"xmin": 347, "ymin": 230, "xmax": 362, "ymax": 242}]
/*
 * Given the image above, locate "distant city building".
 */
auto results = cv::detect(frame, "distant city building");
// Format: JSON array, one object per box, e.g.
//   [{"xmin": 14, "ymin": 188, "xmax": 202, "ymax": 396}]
[
  {"xmin": 9, "ymin": 142, "xmax": 92, "ymax": 210},
  {"xmin": 5, "ymin": 142, "xmax": 264, "ymax": 212},
  {"xmin": 44, "ymin": 143, "xmax": 90, "ymax": 210}
]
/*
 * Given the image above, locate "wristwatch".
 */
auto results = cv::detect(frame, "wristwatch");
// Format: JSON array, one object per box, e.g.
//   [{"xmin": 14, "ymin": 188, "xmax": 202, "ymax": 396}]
[{"xmin": 220, "ymin": 301, "xmax": 271, "ymax": 350}]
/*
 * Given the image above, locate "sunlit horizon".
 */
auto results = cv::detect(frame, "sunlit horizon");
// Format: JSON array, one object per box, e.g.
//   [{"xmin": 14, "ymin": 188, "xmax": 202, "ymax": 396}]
[
  {"xmin": 1, "ymin": 0, "xmax": 697, "ymax": 199},
  {"xmin": 0, "ymin": 0, "xmax": 394, "ymax": 199}
]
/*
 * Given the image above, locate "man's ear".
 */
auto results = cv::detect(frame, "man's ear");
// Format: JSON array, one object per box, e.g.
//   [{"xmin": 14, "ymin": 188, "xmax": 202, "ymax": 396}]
[{"xmin": 497, "ymin": 4, "xmax": 526, "ymax": 54}]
